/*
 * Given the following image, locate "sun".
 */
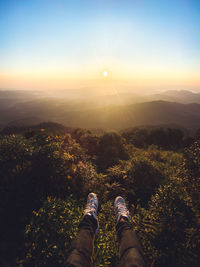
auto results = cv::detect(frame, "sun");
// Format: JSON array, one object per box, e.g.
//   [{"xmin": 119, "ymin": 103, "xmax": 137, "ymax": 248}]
[{"xmin": 103, "ymin": 71, "xmax": 108, "ymax": 77}]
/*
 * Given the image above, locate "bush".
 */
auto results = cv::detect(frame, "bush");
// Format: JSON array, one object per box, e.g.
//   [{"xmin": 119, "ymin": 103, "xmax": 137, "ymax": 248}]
[
  {"xmin": 107, "ymin": 158, "xmax": 164, "ymax": 205},
  {"xmin": 96, "ymin": 132, "xmax": 129, "ymax": 172},
  {"xmin": 132, "ymin": 177, "xmax": 199, "ymax": 267},
  {"xmin": 94, "ymin": 201, "xmax": 119, "ymax": 266},
  {"xmin": 24, "ymin": 197, "xmax": 82, "ymax": 266},
  {"xmin": 0, "ymin": 132, "xmax": 98, "ymax": 264}
]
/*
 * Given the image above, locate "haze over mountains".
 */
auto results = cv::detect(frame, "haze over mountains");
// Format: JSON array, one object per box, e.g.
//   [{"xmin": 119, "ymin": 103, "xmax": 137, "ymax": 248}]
[{"xmin": 1, "ymin": 89, "xmax": 200, "ymax": 130}]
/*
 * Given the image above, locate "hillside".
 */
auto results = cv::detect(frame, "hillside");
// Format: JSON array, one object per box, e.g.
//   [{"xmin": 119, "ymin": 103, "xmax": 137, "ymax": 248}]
[
  {"xmin": 1, "ymin": 98, "xmax": 200, "ymax": 130},
  {"xmin": 1, "ymin": 89, "xmax": 200, "ymax": 130},
  {"xmin": 0, "ymin": 123, "xmax": 199, "ymax": 266},
  {"xmin": 56, "ymin": 101, "xmax": 200, "ymax": 129}
]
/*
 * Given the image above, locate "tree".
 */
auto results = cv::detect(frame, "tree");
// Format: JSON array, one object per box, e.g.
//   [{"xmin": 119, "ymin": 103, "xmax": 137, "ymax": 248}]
[{"xmin": 96, "ymin": 132, "xmax": 129, "ymax": 172}]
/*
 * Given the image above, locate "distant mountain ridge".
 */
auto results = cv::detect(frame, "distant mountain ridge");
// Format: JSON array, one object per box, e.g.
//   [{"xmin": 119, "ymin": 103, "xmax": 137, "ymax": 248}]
[
  {"xmin": 55, "ymin": 100, "xmax": 200, "ymax": 129},
  {"xmin": 1, "ymin": 89, "xmax": 200, "ymax": 130},
  {"xmin": 149, "ymin": 90, "xmax": 200, "ymax": 103}
]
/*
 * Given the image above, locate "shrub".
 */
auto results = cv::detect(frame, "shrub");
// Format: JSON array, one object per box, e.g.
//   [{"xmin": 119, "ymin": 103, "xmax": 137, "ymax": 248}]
[
  {"xmin": 94, "ymin": 201, "xmax": 119, "ymax": 266},
  {"xmin": 24, "ymin": 197, "xmax": 82, "ymax": 266},
  {"xmin": 107, "ymin": 158, "xmax": 164, "ymax": 205},
  {"xmin": 96, "ymin": 132, "xmax": 129, "ymax": 172},
  {"xmin": 0, "ymin": 133, "xmax": 98, "ymax": 264},
  {"xmin": 132, "ymin": 177, "xmax": 199, "ymax": 267},
  {"xmin": 24, "ymin": 198, "xmax": 119, "ymax": 267}
]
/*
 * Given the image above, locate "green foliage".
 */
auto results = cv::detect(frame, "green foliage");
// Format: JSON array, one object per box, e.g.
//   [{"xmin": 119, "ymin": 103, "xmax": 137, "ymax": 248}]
[
  {"xmin": 107, "ymin": 157, "xmax": 165, "ymax": 205},
  {"xmin": 96, "ymin": 132, "xmax": 129, "ymax": 172},
  {"xmin": 1, "ymin": 121, "xmax": 71, "ymax": 136},
  {"xmin": 29, "ymin": 133, "xmax": 97, "ymax": 199},
  {"xmin": 183, "ymin": 140, "xmax": 200, "ymax": 178},
  {"xmin": 132, "ymin": 177, "xmax": 200, "ymax": 266},
  {"xmin": 0, "ymin": 134, "xmax": 33, "ymax": 181},
  {"xmin": 123, "ymin": 127, "xmax": 185, "ymax": 150},
  {"xmin": 94, "ymin": 201, "xmax": 119, "ymax": 266},
  {"xmin": 129, "ymin": 146, "xmax": 184, "ymax": 178},
  {"xmin": 0, "ymin": 124, "xmax": 199, "ymax": 266},
  {"xmin": 24, "ymin": 197, "xmax": 82, "ymax": 266},
  {"xmin": 0, "ymin": 132, "xmax": 98, "ymax": 264},
  {"xmin": 181, "ymin": 140, "xmax": 200, "ymax": 216},
  {"xmin": 24, "ymin": 199, "xmax": 119, "ymax": 267}
]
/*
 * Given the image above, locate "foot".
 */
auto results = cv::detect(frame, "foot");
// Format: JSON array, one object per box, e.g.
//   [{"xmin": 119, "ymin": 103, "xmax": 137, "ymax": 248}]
[
  {"xmin": 114, "ymin": 196, "xmax": 130, "ymax": 223},
  {"xmin": 83, "ymin": 193, "xmax": 98, "ymax": 220}
]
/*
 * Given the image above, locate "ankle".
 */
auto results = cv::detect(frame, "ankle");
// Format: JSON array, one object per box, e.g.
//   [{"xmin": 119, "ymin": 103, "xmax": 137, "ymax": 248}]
[{"xmin": 119, "ymin": 216, "xmax": 130, "ymax": 223}]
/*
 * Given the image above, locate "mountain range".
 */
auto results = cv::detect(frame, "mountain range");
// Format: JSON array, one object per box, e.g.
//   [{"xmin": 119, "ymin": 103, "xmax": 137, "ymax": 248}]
[{"xmin": 1, "ymin": 89, "xmax": 200, "ymax": 130}]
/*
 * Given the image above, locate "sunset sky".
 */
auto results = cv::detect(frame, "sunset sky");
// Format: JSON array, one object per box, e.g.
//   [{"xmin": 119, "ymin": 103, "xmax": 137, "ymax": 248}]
[{"xmin": 0, "ymin": 0, "xmax": 199, "ymax": 92}]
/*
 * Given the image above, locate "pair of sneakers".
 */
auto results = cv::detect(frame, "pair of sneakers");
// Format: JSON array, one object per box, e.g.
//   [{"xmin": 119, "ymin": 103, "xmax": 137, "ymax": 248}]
[{"xmin": 83, "ymin": 192, "xmax": 130, "ymax": 226}]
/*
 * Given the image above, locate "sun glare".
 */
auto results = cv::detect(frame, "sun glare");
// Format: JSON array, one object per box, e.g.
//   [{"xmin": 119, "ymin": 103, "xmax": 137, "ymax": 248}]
[{"xmin": 103, "ymin": 71, "xmax": 108, "ymax": 77}]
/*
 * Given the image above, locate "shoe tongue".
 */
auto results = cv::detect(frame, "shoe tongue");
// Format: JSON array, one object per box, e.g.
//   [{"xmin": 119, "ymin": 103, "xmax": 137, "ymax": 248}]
[{"xmin": 119, "ymin": 204, "xmax": 125, "ymax": 211}]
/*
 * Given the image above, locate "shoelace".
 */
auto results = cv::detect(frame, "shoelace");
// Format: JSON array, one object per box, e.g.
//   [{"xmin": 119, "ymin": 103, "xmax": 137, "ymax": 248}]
[
  {"xmin": 85, "ymin": 201, "xmax": 97, "ymax": 213},
  {"xmin": 116, "ymin": 203, "xmax": 128, "ymax": 215}
]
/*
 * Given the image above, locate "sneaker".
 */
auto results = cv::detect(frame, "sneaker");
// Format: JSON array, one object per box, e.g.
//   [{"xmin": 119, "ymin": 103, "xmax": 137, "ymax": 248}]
[
  {"xmin": 83, "ymin": 193, "xmax": 98, "ymax": 220},
  {"xmin": 114, "ymin": 196, "xmax": 130, "ymax": 223}
]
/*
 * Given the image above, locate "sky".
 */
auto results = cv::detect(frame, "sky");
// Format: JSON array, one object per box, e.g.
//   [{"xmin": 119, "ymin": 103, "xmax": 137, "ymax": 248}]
[{"xmin": 0, "ymin": 0, "xmax": 200, "ymax": 93}]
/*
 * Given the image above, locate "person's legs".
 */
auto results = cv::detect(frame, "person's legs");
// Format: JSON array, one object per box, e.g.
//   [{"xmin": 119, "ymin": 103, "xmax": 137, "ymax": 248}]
[
  {"xmin": 114, "ymin": 197, "xmax": 145, "ymax": 267},
  {"xmin": 63, "ymin": 193, "xmax": 99, "ymax": 267},
  {"xmin": 64, "ymin": 215, "xmax": 97, "ymax": 267}
]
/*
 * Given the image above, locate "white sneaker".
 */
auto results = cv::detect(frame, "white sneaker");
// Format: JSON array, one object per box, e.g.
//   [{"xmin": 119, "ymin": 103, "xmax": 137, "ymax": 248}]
[
  {"xmin": 114, "ymin": 196, "xmax": 130, "ymax": 223},
  {"xmin": 83, "ymin": 193, "xmax": 98, "ymax": 220}
]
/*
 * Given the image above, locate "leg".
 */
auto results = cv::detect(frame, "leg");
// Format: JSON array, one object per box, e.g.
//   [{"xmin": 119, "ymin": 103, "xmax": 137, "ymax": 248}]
[
  {"xmin": 64, "ymin": 215, "xmax": 97, "ymax": 267},
  {"xmin": 63, "ymin": 193, "xmax": 99, "ymax": 267},
  {"xmin": 114, "ymin": 197, "xmax": 145, "ymax": 267},
  {"xmin": 117, "ymin": 217, "xmax": 145, "ymax": 267}
]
